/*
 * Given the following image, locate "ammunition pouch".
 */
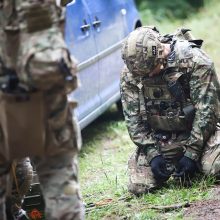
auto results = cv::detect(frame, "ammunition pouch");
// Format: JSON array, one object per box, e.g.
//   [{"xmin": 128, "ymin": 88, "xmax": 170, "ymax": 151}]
[
  {"xmin": 144, "ymin": 71, "xmax": 195, "ymax": 132},
  {"xmin": 147, "ymin": 113, "xmax": 189, "ymax": 131},
  {"xmin": 0, "ymin": 90, "xmax": 45, "ymax": 161},
  {"xmin": 146, "ymin": 101, "xmax": 195, "ymax": 131},
  {"xmin": 145, "ymin": 99, "xmax": 192, "ymax": 131}
]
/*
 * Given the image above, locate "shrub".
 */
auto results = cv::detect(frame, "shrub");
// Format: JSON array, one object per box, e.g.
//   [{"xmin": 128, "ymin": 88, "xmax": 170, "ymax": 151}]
[{"xmin": 135, "ymin": 0, "xmax": 204, "ymax": 20}]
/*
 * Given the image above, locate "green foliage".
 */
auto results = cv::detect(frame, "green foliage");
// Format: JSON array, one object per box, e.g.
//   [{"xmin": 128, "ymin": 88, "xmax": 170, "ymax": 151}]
[
  {"xmin": 135, "ymin": 0, "xmax": 204, "ymax": 20},
  {"xmin": 186, "ymin": 0, "xmax": 204, "ymax": 8}
]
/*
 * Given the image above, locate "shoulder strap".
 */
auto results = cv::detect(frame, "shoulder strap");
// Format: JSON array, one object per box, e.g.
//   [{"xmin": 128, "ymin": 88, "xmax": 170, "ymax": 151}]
[
  {"xmin": 174, "ymin": 28, "xmax": 203, "ymax": 47},
  {"xmin": 161, "ymin": 28, "xmax": 204, "ymax": 48},
  {"xmin": 137, "ymin": 78, "xmax": 148, "ymax": 121}
]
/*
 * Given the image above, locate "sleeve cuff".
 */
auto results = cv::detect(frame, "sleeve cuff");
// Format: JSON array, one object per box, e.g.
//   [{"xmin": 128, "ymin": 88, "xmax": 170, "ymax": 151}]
[
  {"xmin": 184, "ymin": 150, "xmax": 200, "ymax": 161},
  {"xmin": 145, "ymin": 147, "xmax": 161, "ymax": 163}
]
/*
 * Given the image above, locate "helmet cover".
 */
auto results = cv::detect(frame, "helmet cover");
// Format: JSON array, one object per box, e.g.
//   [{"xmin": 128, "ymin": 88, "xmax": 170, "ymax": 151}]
[{"xmin": 122, "ymin": 26, "xmax": 164, "ymax": 76}]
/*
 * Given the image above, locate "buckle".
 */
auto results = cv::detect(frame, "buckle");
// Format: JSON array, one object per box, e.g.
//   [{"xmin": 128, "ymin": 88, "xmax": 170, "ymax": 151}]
[{"xmin": 167, "ymin": 111, "xmax": 175, "ymax": 118}]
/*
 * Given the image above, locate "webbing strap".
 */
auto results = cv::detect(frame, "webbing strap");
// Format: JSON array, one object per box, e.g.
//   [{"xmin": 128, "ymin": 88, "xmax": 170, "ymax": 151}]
[
  {"xmin": 137, "ymin": 79, "xmax": 147, "ymax": 120},
  {"xmin": 11, "ymin": 160, "xmax": 22, "ymax": 199}
]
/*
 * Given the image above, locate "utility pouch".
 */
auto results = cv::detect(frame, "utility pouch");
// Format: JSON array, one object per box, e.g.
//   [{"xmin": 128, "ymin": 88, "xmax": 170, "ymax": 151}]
[
  {"xmin": 0, "ymin": 91, "xmax": 45, "ymax": 161},
  {"xmin": 25, "ymin": 5, "xmax": 52, "ymax": 33},
  {"xmin": 147, "ymin": 114, "xmax": 188, "ymax": 131}
]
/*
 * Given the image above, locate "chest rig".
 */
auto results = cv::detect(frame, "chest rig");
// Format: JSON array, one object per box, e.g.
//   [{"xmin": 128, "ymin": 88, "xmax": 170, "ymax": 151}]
[{"xmin": 142, "ymin": 40, "xmax": 195, "ymax": 132}]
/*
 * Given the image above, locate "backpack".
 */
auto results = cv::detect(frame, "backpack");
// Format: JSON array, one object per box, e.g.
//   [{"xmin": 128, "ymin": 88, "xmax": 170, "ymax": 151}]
[{"xmin": 161, "ymin": 27, "xmax": 203, "ymax": 48}]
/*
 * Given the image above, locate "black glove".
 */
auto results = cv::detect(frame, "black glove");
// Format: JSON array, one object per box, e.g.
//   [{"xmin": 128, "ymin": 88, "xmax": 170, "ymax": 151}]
[
  {"xmin": 150, "ymin": 155, "xmax": 170, "ymax": 182},
  {"xmin": 174, "ymin": 156, "xmax": 197, "ymax": 179}
]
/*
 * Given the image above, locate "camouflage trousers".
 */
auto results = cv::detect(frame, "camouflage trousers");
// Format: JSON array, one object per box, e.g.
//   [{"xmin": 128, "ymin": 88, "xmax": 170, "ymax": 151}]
[
  {"xmin": 0, "ymin": 152, "xmax": 84, "ymax": 220},
  {"xmin": 128, "ymin": 126, "xmax": 220, "ymax": 195}
]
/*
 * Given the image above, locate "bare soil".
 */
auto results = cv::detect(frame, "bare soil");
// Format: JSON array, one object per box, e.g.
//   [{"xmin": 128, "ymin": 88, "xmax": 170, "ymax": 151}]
[{"xmin": 183, "ymin": 186, "xmax": 220, "ymax": 220}]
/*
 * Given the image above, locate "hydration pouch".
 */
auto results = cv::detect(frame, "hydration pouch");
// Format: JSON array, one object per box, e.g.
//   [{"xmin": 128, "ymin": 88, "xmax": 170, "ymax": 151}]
[{"xmin": 0, "ymin": 91, "xmax": 45, "ymax": 161}]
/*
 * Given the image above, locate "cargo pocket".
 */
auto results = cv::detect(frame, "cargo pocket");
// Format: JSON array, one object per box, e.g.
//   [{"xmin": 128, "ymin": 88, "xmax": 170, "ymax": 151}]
[
  {"xmin": 0, "ymin": 91, "xmax": 45, "ymax": 160},
  {"xmin": 25, "ymin": 47, "xmax": 77, "ymax": 92},
  {"xmin": 45, "ymin": 103, "xmax": 78, "ymax": 156}
]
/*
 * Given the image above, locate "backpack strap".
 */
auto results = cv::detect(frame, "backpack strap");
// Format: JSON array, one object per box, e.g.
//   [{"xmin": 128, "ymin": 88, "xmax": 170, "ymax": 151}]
[
  {"xmin": 137, "ymin": 79, "xmax": 146, "ymax": 120},
  {"xmin": 161, "ymin": 28, "xmax": 203, "ymax": 48}
]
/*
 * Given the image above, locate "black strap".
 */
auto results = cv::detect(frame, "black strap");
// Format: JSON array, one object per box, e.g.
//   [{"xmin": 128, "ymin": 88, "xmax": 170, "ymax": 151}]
[
  {"xmin": 189, "ymin": 39, "xmax": 203, "ymax": 48},
  {"xmin": 0, "ymin": 57, "xmax": 18, "ymax": 91},
  {"xmin": 167, "ymin": 78, "xmax": 186, "ymax": 102}
]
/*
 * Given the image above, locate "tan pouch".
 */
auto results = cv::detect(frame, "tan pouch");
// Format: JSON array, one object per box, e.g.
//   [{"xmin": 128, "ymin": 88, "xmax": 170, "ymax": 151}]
[{"xmin": 0, "ymin": 91, "xmax": 45, "ymax": 160}]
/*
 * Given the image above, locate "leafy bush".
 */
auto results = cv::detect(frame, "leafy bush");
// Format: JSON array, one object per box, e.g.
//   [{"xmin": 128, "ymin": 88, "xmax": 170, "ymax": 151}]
[{"xmin": 135, "ymin": 0, "xmax": 204, "ymax": 20}]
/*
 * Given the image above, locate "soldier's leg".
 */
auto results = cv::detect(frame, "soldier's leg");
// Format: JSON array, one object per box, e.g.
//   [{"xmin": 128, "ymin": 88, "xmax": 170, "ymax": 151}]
[
  {"xmin": 128, "ymin": 142, "xmax": 185, "ymax": 195},
  {"xmin": 34, "ymin": 151, "xmax": 84, "ymax": 220},
  {"xmin": 10, "ymin": 158, "xmax": 33, "ymax": 219},
  {"xmin": 201, "ymin": 125, "xmax": 220, "ymax": 177},
  {"xmin": 31, "ymin": 86, "xmax": 84, "ymax": 220},
  {"xmin": 32, "ymin": 98, "xmax": 84, "ymax": 219},
  {"xmin": 128, "ymin": 147, "xmax": 158, "ymax": 195},
  {"xmin": 0, "ymin": 163, "xmax": 11, "ymax": 220}
]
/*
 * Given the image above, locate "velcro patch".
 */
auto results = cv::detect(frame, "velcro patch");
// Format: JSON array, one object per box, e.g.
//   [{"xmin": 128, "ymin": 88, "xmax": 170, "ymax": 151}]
[
  {"xmin": 167, "ymin": 51, "xmax": 176, "ymax": 63},
  {"xmin": 26, "ymin": 6, "xmax": 52, "ymax": 33},
  {"xmin": 152, "ymin": 46, "xmax": 157, "ymax": 56}
]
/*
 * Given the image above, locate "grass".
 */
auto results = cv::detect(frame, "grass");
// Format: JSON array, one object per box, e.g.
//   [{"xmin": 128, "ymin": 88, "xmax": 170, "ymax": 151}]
[{"xmin": 79, "ymin": 0, "xmax": 220, "ymax": 219}]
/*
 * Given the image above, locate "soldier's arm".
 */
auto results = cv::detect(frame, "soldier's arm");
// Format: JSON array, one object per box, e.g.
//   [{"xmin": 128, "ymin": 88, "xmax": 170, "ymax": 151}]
[
  {"xmin": 120, "ymin": 66, "xmax": 160, "ymax": 162},
  {"xmin": 185, "ymin": 56, "xmax": 220, "ymax": 161}
]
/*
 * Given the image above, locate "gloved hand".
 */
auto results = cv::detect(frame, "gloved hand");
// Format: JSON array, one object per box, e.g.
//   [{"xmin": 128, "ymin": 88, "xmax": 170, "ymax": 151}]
[
  {"xmin": 174, "ymin": 156, "xmax": 197, "ymax": 179},
  {"xmin": 150, "ymin": 155, "xmax": 170, "ymax": 182}
]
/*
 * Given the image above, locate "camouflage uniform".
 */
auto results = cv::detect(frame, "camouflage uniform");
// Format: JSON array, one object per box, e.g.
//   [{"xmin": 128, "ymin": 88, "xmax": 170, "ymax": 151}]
[
  {"xmin": 0, "ymin": 0, "xmax": 84, "ymax": 219},
  {"xmin": 120, "ymin": 27, "xmax": 220, "ymax": 194}
]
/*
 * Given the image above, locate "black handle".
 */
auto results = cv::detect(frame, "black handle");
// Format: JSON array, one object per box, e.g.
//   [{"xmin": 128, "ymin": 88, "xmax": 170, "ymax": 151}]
[
  {"xmin": 80, "ymin": 19, "xmax": 90, "ymax": 32},
  {"xmin": 92, "ymin": 16, "xmax": 101, "ymax": 28}
]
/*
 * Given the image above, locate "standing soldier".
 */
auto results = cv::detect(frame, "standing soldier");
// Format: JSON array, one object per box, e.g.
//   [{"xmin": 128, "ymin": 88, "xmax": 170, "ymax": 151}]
[
  {"xmin": 0, "ymin": 0, "xmax": 84, "ymax": 219},
  {"xmin": 120, "ymin": 26, "xmax": 220, "ymax": 195}
]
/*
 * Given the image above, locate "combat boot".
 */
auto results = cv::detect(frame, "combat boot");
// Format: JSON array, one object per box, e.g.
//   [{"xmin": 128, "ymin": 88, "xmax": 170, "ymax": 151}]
[{"xmin": 127, "ymin": 147, "xmax": 157, "ymax": 195}]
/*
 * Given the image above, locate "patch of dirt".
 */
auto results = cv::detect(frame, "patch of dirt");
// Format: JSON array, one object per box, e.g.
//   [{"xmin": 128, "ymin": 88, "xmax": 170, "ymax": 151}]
[
  {"xmin": 184, "ymin": 186, "xmax": 220, "ymax": 220},
  {"xmin": 184, "ymin": 199, "xmax": 220, "ymax": 220},
  {"xmin": 212, "ymin": 185, "xmax": 220, "ymax": 199}
]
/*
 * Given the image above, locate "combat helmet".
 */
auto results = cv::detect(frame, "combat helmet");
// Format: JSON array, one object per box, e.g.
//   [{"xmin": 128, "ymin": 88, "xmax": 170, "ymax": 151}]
[{"xmin": 122, "ymin": 26, "xmax": 164, "ymax": 76}]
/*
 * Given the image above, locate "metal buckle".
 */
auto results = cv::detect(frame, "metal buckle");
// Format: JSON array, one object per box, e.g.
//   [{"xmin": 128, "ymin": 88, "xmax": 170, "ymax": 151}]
[{"xmin": 167, "ymin": 111, "xmax": 175, "ymax": 118}]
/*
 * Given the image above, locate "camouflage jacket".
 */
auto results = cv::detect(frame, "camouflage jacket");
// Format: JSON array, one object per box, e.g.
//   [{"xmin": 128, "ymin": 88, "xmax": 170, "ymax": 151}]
[{"xmin": 120, "ymin": 39, "xmax": 220, "ymax": 162}]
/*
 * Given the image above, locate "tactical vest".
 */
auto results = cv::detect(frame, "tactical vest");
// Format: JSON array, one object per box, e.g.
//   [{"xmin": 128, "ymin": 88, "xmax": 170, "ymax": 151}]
[{"xmin": 142, "ymin": 40, "xmax": 195, "ymax": 132}]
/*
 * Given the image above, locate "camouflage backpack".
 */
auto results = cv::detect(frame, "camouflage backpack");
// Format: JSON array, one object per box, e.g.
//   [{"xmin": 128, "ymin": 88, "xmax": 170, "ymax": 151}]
[{"xmin": 161, "ymin": 27, "xmax": 203, "ymax": 47}]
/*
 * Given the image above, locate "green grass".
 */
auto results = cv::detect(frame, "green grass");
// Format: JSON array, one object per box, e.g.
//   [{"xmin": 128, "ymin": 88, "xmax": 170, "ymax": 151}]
[{"xmin": 79, "ymin": 0, "xmax": 220, "ymax": 219}]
